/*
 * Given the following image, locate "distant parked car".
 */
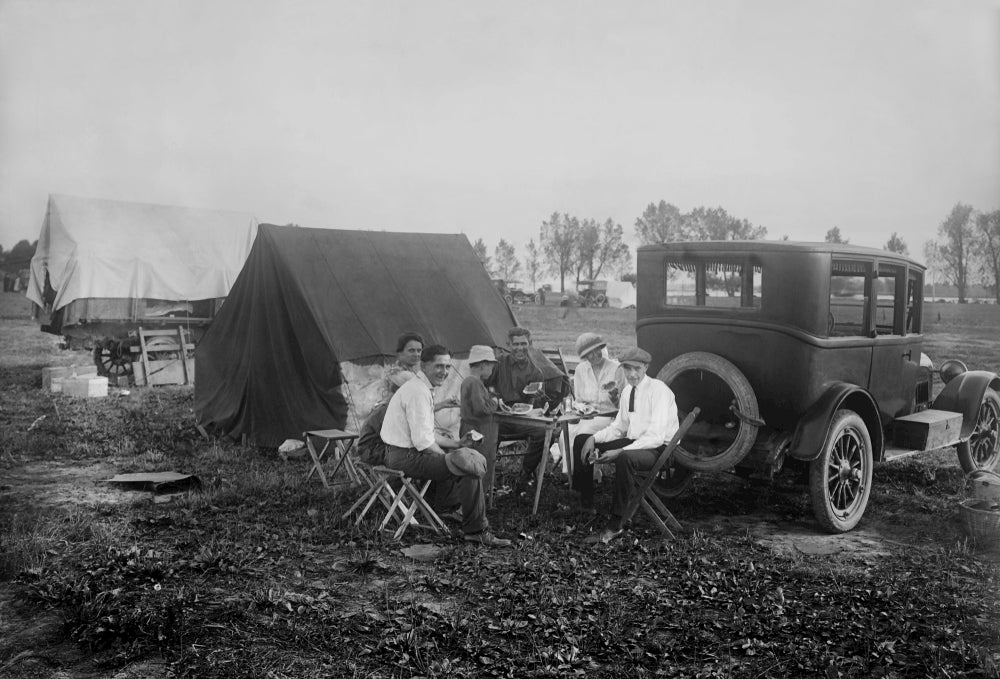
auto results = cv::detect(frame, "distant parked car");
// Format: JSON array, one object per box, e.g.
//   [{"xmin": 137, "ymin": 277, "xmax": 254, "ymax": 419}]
[{"xmin": 637, "ymin": 240, "xmax": 1000, "ymax": 533}]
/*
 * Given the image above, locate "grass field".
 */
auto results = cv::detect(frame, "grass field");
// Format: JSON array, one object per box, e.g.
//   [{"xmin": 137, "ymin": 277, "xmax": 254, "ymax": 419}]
[{"xmin": 1, "ymin": 291, "xmax": 999, "ymax": 678}]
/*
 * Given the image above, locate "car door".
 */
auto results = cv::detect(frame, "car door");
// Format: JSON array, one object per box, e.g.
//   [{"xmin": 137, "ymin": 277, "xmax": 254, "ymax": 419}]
[{"xmin": 867, "ymin": 262, "xmax": 921, "ymax": 420}]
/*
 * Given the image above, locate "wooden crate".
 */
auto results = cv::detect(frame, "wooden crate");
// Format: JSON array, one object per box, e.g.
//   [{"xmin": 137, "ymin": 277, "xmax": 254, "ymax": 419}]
[{"xmin": 893, "ymin": 409, "xmax": 963, "ymax": 451}]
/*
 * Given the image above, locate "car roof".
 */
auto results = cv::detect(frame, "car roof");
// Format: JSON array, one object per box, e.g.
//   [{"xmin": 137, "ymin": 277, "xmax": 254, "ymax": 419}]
[{"xmin": 638, "ymin": 240, "xmax": 924, "ymax": 271}]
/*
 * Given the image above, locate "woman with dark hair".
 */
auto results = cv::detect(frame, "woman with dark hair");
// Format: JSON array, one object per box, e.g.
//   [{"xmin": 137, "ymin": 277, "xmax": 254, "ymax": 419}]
[{"xmin": 381, "ymin": 331, "xmax": 425, "ymax": 402}]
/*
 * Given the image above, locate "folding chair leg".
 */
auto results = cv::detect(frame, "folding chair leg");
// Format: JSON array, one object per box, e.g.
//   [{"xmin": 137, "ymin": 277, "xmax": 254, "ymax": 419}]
[
  {"xmin": 620, "ymin": 408, "xmax": 701, "ymax": 537},
  {"xmin": 639, "ymin": 496, "xmax": 677, "ymax": 540},
  {"xmin": 644, "ymin": 491, "xmax": 683, "ymax": 533}
]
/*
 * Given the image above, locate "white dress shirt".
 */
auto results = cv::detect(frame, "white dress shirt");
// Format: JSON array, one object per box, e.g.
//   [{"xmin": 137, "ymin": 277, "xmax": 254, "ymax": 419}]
[
  {"xmin": 381, "ymin": 371, "xmax": 437, "ymax": 451},
  {"xmin": 593, "ymin": 375, "xmax": 679, "ymax": 451}
]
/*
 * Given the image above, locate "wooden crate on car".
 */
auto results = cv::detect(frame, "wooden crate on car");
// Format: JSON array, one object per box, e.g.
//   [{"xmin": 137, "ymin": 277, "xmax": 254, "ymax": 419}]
[{"xmin": 892, "ymin": 409, "xmax": 963, "ymax": 451}]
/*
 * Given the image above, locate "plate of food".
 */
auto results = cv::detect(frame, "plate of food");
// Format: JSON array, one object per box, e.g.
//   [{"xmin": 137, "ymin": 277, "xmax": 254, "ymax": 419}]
[{"xmin": 511, "ymin": 403, "xmax": 533, "ymax": 414}]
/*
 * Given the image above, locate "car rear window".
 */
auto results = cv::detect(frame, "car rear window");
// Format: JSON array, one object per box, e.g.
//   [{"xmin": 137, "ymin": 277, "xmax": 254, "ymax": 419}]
[{"xmin": 664, "ymin": 260, "xmax": 761, "ymax": 308}]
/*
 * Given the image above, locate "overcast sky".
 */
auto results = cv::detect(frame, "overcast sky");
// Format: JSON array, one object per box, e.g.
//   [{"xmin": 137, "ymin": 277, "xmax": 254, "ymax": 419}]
[{"xmin": 1, "ymin": 0, "xmax": 998, "ymax": 264}]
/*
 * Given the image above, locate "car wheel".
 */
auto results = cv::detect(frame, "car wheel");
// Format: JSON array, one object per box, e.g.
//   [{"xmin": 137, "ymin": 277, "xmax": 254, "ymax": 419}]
[
  {"xmin": 648, "ymin": 460, "xmax": 694, "ymax": 498},
  {"xmin": 957, "ymin": 387, "xmax": 1000, "ymax": 472},
  {"xmin": 809, "ymin": 409, "xmax": 873, "ymax": 533},
  {"xmin": 657, "ymin": 351, "xmax": 761, "ymax": 471}
]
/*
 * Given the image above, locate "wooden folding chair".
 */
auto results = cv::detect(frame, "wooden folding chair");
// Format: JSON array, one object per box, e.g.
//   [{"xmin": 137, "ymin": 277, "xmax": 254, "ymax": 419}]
[
  {"xmin": 303, "ymin": 429, "xmax": 362, "ymax": 488},
  {"xmin": 620, "ymin": 407, "xmax": 700, "ymax": 539},
  {"xmin": 342, "ymin": 466, "xmax": 448, "ymax": 540}
]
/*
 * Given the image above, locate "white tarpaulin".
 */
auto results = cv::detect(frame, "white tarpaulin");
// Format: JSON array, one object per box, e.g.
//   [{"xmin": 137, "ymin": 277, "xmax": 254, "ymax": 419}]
[{"xmin": 27, "ymin": 194, "xmax": 258, "ymax": 311}]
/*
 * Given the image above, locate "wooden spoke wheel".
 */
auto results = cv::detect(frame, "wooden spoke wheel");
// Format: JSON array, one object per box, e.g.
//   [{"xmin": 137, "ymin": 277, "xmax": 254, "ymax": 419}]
[{"xmin": 93, "ymin": 340, "xmax": 133, "ymax": 377}]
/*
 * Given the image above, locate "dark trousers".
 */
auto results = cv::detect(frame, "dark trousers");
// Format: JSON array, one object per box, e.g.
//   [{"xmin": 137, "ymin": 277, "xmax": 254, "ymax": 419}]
[
  {"xmin": 572, "ymin": 435, "xmax": 663, "ymax": 518},
  {"xmin": 499, "ymin": 421, "xmax": 546, "ymax": 476},
  {"xmin": 385, "ymin": 445, "xmax": 488, "ymax": 535}
]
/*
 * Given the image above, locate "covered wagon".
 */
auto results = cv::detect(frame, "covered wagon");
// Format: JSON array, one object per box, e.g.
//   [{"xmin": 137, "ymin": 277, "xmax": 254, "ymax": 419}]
[{"xmin": 26, "ymin": 194, "xmax": 258, "ymax": 379}]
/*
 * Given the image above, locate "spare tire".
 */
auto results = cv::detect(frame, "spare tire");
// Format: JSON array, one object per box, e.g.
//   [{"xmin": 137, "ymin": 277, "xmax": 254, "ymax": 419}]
[{"xmin": 657, "ymin": 351, "xmax": 761, "ymax": 471}]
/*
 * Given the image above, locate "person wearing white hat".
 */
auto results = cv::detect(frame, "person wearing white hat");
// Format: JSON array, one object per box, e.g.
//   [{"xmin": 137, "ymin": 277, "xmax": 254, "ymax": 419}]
[
  {"xmin": 460, "ymin": 345, "xmax": 502, "ymax": 497},
  {"xmin": 574, "ymin": 347, "xmax": 680, "ymax": 543}
]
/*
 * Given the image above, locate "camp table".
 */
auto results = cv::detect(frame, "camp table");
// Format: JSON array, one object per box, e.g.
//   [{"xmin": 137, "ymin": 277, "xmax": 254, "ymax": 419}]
[
  {"xmin": 303, "ymin": 429, "xmax": 361, "ymax": 488},
  {"xmin": 492, "ymin": 407, "xmax": 617, "ymax": 515}
]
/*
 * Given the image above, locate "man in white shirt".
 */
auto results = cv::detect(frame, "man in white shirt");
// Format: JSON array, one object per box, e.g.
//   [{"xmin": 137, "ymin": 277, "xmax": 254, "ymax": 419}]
[
  {"xmin": 574, "ymin": 347, "xmax": 680, "ymax": 543},
  {"xmin": 382, "ymin": 344, "xmax": 512, "ymax": 548}
]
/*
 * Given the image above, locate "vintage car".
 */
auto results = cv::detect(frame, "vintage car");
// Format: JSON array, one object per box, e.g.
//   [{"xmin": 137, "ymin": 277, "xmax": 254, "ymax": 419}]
[
  {"xmin": 576, "ymin": 279, "xmax": 610, "ymax": 307},
  {"xmin": 636, "ymin": 240, "xmax": 1000, "ymax": 533}
]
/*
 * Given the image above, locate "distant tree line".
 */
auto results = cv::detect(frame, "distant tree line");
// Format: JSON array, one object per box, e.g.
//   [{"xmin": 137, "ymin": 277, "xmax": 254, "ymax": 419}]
[
  {"xmin": 0, "ymin": 239, "xmax": 37, "ymax": 271},
  {"xmin": 475, "ymin": 201, "xmax": 767, "ymax": 294},
  {"xmin": 924, "ymin": 203, "xmax": 1000, "ymax": 303}
]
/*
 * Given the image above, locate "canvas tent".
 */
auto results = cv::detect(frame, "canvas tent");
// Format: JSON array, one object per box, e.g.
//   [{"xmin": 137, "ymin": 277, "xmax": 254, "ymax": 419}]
[
  {"xmin": 194, "ymin": 224, "xmax": 518, "ymax": 447},
  {"xmin": 27, "ymin": 194, "xmax": 258, "ymax": 314}
]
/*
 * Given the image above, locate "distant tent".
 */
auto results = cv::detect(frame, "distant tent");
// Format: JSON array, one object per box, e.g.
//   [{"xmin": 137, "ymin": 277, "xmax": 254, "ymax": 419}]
[{"xmin": 194, "ymin": 224, "xmax": 517, "ymax": 446}]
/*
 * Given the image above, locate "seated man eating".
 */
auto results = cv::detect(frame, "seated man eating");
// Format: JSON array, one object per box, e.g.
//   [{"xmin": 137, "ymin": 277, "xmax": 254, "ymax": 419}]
[
  {"xmin": 571, "ymin": 347, "xmax": 680, "ymax": 543},
  {"xmin": 381, "ymin": 344, "xmax": 511, "ymax": 548},
  {"xmin": 490, "ymin": 327, "xmax": 562, "ymax": 492}
]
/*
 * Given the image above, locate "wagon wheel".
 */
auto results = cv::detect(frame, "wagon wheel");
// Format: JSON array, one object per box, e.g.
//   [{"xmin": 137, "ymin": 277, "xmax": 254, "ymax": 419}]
[
  {"xmin": 93, "ymin": 339, "xmax": 133, "ymax": 377},
  {"xmin": 143, "ymin": 335, "xmax": 182, "ymax": 361}
]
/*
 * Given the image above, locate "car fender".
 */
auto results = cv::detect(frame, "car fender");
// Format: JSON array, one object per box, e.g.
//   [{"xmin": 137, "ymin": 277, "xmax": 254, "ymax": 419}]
[
  {"xmin": 932, "ymin": 370, "xmax": 1000, "ymax": 439},
  {"xmin": 788, "ymin": 382, "xmax": 883, "ymax": 462}
]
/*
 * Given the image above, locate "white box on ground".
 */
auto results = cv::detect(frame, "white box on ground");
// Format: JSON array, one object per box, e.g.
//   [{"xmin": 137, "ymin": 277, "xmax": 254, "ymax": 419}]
[
  {"xmin": 42, "ymin": 366, "xmax": 72, "ymax": 390},
  {"xmin": 62, "ymin": 376, "xmax": 109, "ymax": 398}
]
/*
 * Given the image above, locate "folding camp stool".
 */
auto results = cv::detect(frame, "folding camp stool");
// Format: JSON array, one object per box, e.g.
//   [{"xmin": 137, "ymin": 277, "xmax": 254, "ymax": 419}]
[
  {"xmin": 342, "ymin": 466, "xmax": 448, "ymax": 540},
  {"xmin": 619, "ymin": 407, "xmax": 700, "ymax": 540},
  {"xmin": 303, "ymin": 429, "xmax": 362, "ymax": 489}
]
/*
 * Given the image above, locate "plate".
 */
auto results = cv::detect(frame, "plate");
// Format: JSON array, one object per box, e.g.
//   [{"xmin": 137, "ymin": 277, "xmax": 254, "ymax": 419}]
[{"xmin": 511, "ymin": 403, "xmax": 533, "ymax": 414}]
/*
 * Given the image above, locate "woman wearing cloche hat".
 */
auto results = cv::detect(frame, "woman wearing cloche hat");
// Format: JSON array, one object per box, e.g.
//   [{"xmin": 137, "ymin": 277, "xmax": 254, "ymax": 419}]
[{"xmin": 551, "ymin": 333, "xmax": 627, "ymax": 475}]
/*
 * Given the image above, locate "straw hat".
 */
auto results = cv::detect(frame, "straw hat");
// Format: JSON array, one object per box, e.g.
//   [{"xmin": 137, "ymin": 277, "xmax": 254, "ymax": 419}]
[{"xmin": 575, "ymin": 332, "xmax": 606, "ymax": 359}]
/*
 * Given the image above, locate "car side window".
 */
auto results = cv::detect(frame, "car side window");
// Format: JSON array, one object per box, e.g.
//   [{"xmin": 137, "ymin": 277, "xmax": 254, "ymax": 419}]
[
  {"xmin": 875, "ymin": 264, "xmax": 904, "ymax": 335},
  {"xmin": 829, "ymin": 260, "xmax": 870, "ymax": 337},
  {"xmin": 906, "ymin": 270, "xmax": 922, "ymax": 334},
  {"xmin": 665, "ymin": 259, "xmax": 761, "ymax": 308}
]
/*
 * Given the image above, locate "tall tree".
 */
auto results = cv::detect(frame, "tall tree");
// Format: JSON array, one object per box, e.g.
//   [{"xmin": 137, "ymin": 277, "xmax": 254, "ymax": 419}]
[
  {"xmin": 825, "ymin": 226, "xmax": 848, "ymax": 244},
  {"xmin": 687, "ymin": 206, "xmax": 767, "ymax": 240},
  {"xmin": 493, "ymin": 238, "xmax": 521, "ymax": 282},
  {"xmin": 540, "ymin": 212, "xmax": 578, "ymax": 293},
  {"xmin": 925, "ymin": 203, "xmax": 976, "ymax": 303},
  {"xmin": 975, "ymin": 209, "xmax": 1000, "ymax": 303},
  {"xmin": 525, "ymin": 238, "xmax": 542, "ymax": 291},
  {"xmin": 580, "ymin": 218, "xmax": 630, "ymax": 281},
  {"xmin": 884, "ymin": 232, "xmax": 909, "ymax": 255},
  {"xmin": 472, "ymin": 238, "xmax": 493, "ymax": 276},
  {"xmin": 634, "ymin": 200, "xmax": 686, "ymax": 245}
]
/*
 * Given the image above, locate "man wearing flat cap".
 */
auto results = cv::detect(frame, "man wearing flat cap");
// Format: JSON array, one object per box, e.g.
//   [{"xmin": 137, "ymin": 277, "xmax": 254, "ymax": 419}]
[{"xmin": 573, "ymin": 346, "xmax": 679, "ymax": 543}]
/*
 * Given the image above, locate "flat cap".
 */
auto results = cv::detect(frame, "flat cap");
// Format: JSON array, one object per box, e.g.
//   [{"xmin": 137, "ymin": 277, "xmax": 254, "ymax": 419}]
[{"xmin": 618, "ymin": 347, "xmax": 652, "ymax": 367}]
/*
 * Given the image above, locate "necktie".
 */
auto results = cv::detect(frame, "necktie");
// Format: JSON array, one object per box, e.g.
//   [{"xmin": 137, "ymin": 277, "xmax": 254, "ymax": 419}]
[{"xmin": 628, "ymin": 385, "xmax": 635, "ymax": 413}]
